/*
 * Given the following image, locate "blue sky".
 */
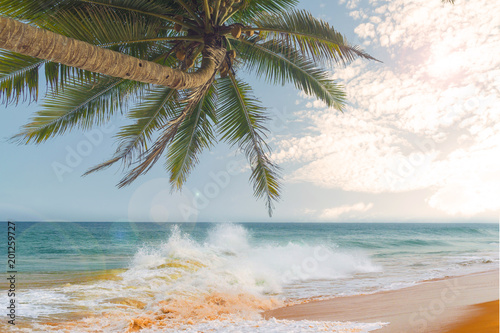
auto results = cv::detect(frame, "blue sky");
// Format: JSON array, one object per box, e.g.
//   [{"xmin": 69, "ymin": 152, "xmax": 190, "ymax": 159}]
[{"xmin": 1, "ymin": 0, "xmax": 499, "ymax": 223}]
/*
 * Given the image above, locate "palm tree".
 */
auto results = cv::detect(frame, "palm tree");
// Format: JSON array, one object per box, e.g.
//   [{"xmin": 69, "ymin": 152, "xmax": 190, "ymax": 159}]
[{"xmin": 0, "ymin": 0, "xmax": 376, "ymax": 216}]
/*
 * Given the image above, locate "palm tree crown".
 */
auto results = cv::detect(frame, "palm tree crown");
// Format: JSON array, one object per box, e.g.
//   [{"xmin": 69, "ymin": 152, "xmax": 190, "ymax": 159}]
[{"xmin": 0, "ymin": 0, "xmax": 376, "ymax": 216}]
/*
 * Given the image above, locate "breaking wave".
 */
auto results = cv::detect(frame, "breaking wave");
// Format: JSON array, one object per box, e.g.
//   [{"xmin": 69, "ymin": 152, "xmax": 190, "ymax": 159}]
[{"xmin": 10, "ymin": 224, "xmax": 381, "ymax": 332}]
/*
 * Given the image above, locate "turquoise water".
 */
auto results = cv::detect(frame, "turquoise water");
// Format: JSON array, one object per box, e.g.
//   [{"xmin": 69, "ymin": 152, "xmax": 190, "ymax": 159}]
[
  {"xmin": 5, "ymin": 222, "xmax": 498, "ymax": 272},
  {"xmin": 0, "ymin": 222, "xmax": 498, "ymax": 332}
]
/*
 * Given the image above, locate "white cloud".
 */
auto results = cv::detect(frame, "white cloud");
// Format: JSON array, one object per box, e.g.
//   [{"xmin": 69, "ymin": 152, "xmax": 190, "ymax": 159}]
[
  {"xmin": 273, "ymin": 0, "xmax": 500, "ymax": 217},
  {"xmin": 426, "ymin": 145, "xmax": 500, "ymax": 216},
  {"xmin": 355, "ymin": 22, "xmax": 376, "ymax": 39},
  {"xmin": 319, "ymin": 202, "xmax": 374, "ymax": 220},
  {"xmin": 305, "ymin": 100, "xmax": 327, "ymax": 109}
]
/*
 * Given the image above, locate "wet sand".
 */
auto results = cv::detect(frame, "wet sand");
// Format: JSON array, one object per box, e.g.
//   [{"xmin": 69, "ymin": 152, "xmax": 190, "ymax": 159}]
[{"xmin": 264, "ymin": 270, "xmax": 499, "ymax": 332}]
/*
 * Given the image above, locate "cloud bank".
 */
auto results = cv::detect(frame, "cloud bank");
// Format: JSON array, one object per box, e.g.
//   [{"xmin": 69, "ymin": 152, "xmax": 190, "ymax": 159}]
[
  {"xmin": 318, "ymin": 202, "xmax": 374, "ymax": 220},
  {"xmin": 275, "ymin": 0, "xmax": 500, "ymax": 217}
]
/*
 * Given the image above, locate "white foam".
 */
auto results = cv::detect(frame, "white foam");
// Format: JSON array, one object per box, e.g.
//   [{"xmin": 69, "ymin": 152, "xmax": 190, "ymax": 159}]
[
  {"xmin": 0, "ymin": 289, "xmax": 70, "ymax": 318},
  {"xmin": 120, "ymin": 224, "xmax": 381, "ymax": 301},
  {"xmin": 15, "ymin": 224, "xmax": 383, "ymax": 328},
  {"xmin": 140, "ymin": 318, "xmax": 388, "ymax": 333}
]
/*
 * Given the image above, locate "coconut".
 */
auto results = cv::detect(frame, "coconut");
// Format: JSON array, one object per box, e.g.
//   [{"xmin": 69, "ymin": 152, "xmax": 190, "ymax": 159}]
[
  {"xmin": 174, "ymin": 15, "xmax": 183, "ymax": 32},
  {"xmin": 220, "ymin": 63, "xmax": 229, "ymax": 77},
  {"xmin": 246, "ymin": 30, "xmax": 254, "ymax": 37},
  {"xmin": 176, "ymin": 50, "xmax": 186, "ymax": 61},
  {"xmin": 231, "ymin": 26, "xmax": 242, "ymax": 38}
]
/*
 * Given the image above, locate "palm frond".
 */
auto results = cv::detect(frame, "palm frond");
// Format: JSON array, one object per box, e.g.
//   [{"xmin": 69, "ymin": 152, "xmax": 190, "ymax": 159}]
[
  {"xmin": 174, "ymin": 0, "xmax": 203, "ymax": 26},
  {"xmin": 0, "ymin": 50, "xmax": 44, "ymax": 104},
  {"xmin": 0, "ymin": 0, "xmax": 68, "ymax": 21},
  {"xmin": 0, "ymin": 0, "xmax": 173, "ymax": 20},
  {"xmin": 217, "ymin": 74, "xmax": 280, "ymax": 216},
  {"xmin": 82, "ymin": 0, "xmax": 201, "ymax": 32},
  {"xmin": 231, "ymin": 0, "xmax": 298, "ymax": 23},
  {"xmin": 44, "ymin": 62, "xmax": 97, "ymax": 92},
  {"xmin": 0, "ymin": 51, "xmax": 101, "ymax": 105},
  {"xmin": 13, "ymin": 76, "xmax": 137, "ymax": 143},
  {"xmin": 236, "ymin": 38, "xmax": 345, "ymax": 110},
  {"xmin": 42, "ymin": 6, "xmax": 170, "ymax": 58},
  {"xmin": 252, "ymin": 9, "xmax": 378, "ymax": 65},
  {"xmin": 83, "ymin": 0, "xmax": 175, "ymax": 16},
  {"xmin": 167, "ymin": 84, "xmax": 217, "ymax": 189},
  {"xmin": 118, "ymin": 73, "xmax": 217, "ymax": 188},
  {"xmin": 85, "ymin": 86, "xmax": 179, "ymax": 175}
]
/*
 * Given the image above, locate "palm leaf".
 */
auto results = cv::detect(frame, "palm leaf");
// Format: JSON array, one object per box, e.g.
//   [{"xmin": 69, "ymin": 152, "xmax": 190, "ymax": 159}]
[
  {"xmin": 174, "ymin": 0, "xmax": 204, "ymax": 26},
  {"xmin": 83, "ymin": 0, "xmax": 175, "ymax": 16},
  {"xmin": 235, "ymin": 38, "xmax": 346, "ymax": 110},
  {"xmin": 44, "ymin": 62, "xmax": 97, "ymax": 92},
  {"xmin": 0, "ymin": 51, "xmax": 100, "ymax": 105},
  {"xmin": 252, "ymin": 9, "xmax": 378, "ymax": 65},
  {"xmin": 13, "ymin": 76, "xmax": 136, "ymax": 143},
  {"xmin": 43, "ymin": 6, "xmax": 164, "ymax": 43},
  {"xmin": 82, "ymin": 0, "xmax": 201, "ymax": 32},
  {"xmin": 217, "ymin": 74, "xmax": 280, "ymax": 216},
  {"xmin": 42, "ymin": 7, "xmax": 168, "ymax": 58},
  {"xmin": 0, "ymin": 0, "xmax": 67, "ymax": 21},
  {"xmin": 0, "ymin": 0, "xmax": 174, "ymax": 20},
  {"xmin": 118, "ymin": 69, "xmax": 219, "ymax": 188},
  {"xmin": 85, "ymin": 86, "xmax": 179, "ymax": 174},
  {"xmin": 167, "ymin": 84, "xmax": 217, "ymax": 189},
  {"xmin": 231, "ymin": 0, "xmax": 299, "ymax": 23},
  {"xmin": 0, "ymin": 50, "xmax": 44, "ymax": 104}
]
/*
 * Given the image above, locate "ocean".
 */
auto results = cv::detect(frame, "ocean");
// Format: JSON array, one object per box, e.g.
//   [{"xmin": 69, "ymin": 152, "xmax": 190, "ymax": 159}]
[{"xmin": 1, "ymin": 222, "xmax": 498, "ymax": 332}]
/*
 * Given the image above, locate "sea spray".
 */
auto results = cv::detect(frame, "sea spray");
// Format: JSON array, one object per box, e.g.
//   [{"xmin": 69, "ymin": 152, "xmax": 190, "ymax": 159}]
[
  {"xmin": 115, "ymin": 224, "xmax": 382, "ymax": 309},
  {"xmin": 13, "ymin": 224, "xmax": 382, "ymax": 331}
]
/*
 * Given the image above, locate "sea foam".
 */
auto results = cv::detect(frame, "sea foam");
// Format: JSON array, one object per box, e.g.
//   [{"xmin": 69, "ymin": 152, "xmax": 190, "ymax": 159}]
[
  {"xmin": 122, "ymin": 223, "xmax": 381, "ymax": 299},
  {"xmin": 11, "ymin": 224, "xmax": 382, "ymax": 332}
]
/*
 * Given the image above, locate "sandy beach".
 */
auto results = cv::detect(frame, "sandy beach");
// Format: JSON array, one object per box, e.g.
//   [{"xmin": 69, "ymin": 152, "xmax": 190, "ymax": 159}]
[{"xmin": 264, "ymin": 270, "xmax": 499, "ymax": 332}]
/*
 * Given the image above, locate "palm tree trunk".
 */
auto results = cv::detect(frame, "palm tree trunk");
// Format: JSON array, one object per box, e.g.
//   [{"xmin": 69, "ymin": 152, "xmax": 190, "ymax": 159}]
[{"xmin": 0, "ymin": 17, "xmax": 225, "ymax": 89}]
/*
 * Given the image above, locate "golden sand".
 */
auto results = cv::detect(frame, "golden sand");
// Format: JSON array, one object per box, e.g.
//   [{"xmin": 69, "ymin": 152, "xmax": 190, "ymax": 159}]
[
  {"xmin": 443, "ymin": 300, "xmax": 499, "ymax": 333},
  {"xmin": 265, "ymin": 270, "xmax": 499, "ymax": 333}
]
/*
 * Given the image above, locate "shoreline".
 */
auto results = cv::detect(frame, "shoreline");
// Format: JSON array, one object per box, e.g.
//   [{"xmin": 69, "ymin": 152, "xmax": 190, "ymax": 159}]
[{"xmin": 264, "ymin": 269, "xmax": 499, "ymax": 332}]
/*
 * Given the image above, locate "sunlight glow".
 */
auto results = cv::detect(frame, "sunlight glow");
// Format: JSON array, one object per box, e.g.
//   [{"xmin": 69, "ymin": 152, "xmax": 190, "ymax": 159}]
[{"xmin": 427, "ymin": 48, "xmax": 466, "ymax": 78}]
